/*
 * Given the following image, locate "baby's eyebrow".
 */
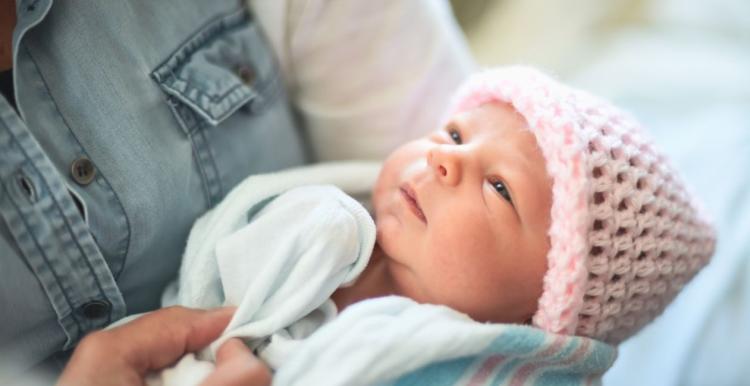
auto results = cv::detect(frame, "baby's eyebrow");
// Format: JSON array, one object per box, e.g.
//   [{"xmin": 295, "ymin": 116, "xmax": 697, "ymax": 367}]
[{"xmin": 447, "ymin": 120, "xmax": 461, "ymax": 131}]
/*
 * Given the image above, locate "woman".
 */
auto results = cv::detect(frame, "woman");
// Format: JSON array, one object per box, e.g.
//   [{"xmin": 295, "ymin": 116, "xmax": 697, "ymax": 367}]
[{"xmin": 0, "ymin": 0, "xmax": 474, "ymax": 383}]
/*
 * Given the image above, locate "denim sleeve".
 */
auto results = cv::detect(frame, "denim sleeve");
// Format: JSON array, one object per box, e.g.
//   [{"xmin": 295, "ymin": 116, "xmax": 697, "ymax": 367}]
[{"xmin": 0, "ymin": 96, "xmax": 125, "ymax": 377}]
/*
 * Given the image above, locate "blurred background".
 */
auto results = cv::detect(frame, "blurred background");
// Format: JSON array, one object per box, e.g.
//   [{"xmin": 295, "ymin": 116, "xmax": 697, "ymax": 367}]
[{"xmin": 450, "ymin": 0, "xmax": 750, "ymax": 385}]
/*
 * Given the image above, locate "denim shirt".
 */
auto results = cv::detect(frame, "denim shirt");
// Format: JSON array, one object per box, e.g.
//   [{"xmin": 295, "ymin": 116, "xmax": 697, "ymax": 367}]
[{"xmin": 0, "ymin": 0, "xmax": 307, "ymax": 376}]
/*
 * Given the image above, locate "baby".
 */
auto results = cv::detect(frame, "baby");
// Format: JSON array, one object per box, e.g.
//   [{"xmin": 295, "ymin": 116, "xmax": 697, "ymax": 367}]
[
  {"xmin": 153, "ymin": 66, "xmax": 715, "ymax": 384},
  {"xmin": 332, "ymin": 66, "xmax": 715, "ymax": 342}
]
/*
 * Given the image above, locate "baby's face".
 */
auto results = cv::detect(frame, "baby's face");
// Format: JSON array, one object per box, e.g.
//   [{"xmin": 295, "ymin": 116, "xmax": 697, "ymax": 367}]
[{"xmin": 372, "ymin": 102, "xmax": 553, "ymax": 324}]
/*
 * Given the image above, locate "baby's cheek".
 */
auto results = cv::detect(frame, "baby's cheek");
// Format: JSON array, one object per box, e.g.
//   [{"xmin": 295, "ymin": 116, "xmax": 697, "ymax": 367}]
[
  {"xmin": 429, "ymin": 237, "xmax": 480, "ymax": 278},
  {"xmin": 375, "ymin": 216, "xmax": 397, "ymax": 245}
]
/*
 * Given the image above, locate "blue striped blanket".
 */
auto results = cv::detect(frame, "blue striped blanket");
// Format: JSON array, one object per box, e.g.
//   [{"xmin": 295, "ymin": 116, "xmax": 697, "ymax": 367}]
[{"xmin": 275, "ymin": 296, "xmax": 617, "ymax": 386}]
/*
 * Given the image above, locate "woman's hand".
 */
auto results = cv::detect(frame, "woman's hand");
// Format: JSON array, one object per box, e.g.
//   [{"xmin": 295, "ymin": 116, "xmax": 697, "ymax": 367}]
[{"xmin": 57, "ymin": 306, "xmax": 271, "ymax": 386}]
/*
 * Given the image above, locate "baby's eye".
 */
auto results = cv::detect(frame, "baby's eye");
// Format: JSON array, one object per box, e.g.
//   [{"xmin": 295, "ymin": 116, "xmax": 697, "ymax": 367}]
[
  {"xmin": 490, "ymin": 178, "xmax": 513, "ymax": 204},
  {"xmin": 447, "ymin": 127, "xmax": 462, "ymax": 144}
]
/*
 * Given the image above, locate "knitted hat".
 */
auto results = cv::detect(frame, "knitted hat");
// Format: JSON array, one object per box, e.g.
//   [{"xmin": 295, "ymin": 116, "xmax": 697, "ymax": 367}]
[{"xmin": 448, "ymin": 67, "xmax": 716, "ymax": 344}]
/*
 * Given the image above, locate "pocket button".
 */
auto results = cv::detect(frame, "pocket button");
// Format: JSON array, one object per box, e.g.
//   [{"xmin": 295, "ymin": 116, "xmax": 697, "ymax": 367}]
[
  {"xmin": 236, "ymin": 64, "xmax": 256, "ymax": 86},
  {"xmin": 70, "ymin": 157, "xmax": 97, "ymax": 186}
]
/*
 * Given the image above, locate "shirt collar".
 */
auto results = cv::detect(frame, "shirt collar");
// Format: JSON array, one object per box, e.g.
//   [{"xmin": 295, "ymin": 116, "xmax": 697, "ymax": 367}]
[{"xmin": 12, "ymin": 0, "xmax": 53, "ymax": 65}]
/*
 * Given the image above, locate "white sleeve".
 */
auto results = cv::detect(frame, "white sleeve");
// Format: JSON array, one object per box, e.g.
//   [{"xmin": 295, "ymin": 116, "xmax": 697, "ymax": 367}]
[{"xmin": 251, "ymin": 0, "xmax": 476, "ymax": 161}]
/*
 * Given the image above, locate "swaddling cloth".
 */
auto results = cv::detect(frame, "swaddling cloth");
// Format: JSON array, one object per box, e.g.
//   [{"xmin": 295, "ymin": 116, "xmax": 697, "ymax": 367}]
[
  {"xmin": 207, "ymin": 184, "xmax": 375, "ymax": 360},
  {"xmin": 148, "ymin": 163, "xmax": 380, "ymax": 385}
]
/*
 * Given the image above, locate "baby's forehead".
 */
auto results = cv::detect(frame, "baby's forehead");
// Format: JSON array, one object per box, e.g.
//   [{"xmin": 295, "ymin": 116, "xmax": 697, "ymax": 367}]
[
  {"xmin": 453, "ymin": 102, "xmax": 543, "ymax": 158},
  {"xmin": 455, "ymin": 101, "xmax": 529, "ymax": 130}
]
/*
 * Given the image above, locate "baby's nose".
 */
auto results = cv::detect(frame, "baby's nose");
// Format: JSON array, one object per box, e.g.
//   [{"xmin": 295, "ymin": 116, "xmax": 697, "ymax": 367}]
[{"xmin": 427, "ymin": 146, "xmax": 462, "ymax": 186}]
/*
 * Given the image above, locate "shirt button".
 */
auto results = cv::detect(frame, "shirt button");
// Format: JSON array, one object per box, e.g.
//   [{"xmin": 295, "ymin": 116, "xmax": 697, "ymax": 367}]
[
  {"xmin": 236, "ymin": 65, "xmax": 256, "ymax": 86},
  {"xmin": 80, "ymin": 300, "xmax": 111, "ymax": 319},
  {"xmin": 70, "ymin": 157, "xmax": 96, "ymax": 186}
]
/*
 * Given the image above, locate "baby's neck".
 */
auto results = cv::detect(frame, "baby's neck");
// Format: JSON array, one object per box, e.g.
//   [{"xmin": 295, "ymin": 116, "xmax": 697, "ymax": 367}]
[{"xmin": 331, "ymin": 243, "xmax": 397, "ymax": 312}]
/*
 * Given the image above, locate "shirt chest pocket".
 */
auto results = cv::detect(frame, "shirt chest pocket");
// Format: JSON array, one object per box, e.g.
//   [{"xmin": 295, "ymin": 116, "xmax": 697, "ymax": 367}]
[
  {"xmin": 151, "ymin": 9, "xmax": 276, "ymax": 132},
  {"xmin": 151, "ymin": 8, "xmax": 307, "ymax": 207}
]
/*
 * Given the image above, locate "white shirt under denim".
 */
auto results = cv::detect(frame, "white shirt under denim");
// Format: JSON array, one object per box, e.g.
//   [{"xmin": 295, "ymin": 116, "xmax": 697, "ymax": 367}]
[{"xmin": 0, "ymin": 0, "xmax": 473, "ymax": 381}]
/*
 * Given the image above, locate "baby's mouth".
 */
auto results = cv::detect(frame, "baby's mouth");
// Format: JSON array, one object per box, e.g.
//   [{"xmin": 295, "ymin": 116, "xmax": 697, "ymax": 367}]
[{"xmin": 400, "ymin": 184, "xmax": 427, "ymax": 224}]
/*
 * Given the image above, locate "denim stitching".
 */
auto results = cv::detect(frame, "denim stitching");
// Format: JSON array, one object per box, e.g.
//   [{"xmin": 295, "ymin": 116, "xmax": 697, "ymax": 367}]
[
  {"xmin": 187, "ymin": 131, "xmax": 214, "ymax": 209},
  {"xmin": 2, "ymin": 180, "xmax": 84, "ymax": 341},
  {"xmin": 158, "ymin": 82, "xmax": 252, "ymax": 124},
  {"xmin": 196, "ymin": 119, "xmax": 223, "ymax": 202}
]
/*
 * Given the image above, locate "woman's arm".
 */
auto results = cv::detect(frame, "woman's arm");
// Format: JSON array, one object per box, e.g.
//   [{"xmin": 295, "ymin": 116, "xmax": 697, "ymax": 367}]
[{"xmin": 253, "ymin": 0, "xmax": 476, "ymax": 161}]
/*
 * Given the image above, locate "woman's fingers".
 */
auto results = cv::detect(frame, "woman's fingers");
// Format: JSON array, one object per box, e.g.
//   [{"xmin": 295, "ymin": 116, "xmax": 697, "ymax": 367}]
[
  {"xmin": 58, "ymin": 306, "xmax": 237, "ymax": 386},
  {"xmin": 114, "ymin": 306, "xmax": 236, "ymax": 374},
  {"xmin": 200, "ymin": 338, "xmax": 272, "ymax": 386}
]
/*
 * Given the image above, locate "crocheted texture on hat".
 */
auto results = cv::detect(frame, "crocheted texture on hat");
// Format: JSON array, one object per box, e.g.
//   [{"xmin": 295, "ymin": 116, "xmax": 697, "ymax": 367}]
[{"xmin": 448, "ymin": 66, "xmax": 716, "ymax": 344}]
